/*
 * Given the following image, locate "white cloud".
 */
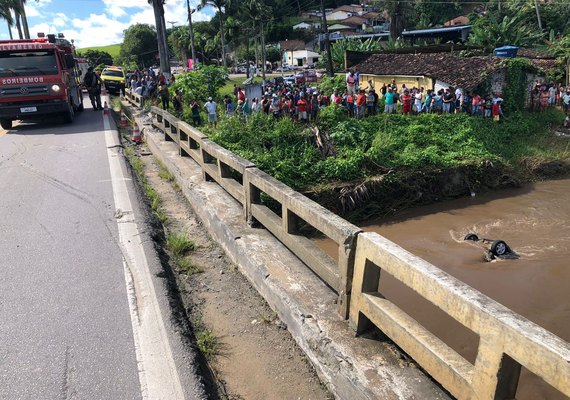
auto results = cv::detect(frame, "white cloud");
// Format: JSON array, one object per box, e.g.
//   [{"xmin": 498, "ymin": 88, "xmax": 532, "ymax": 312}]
[
  {"xmin": 68, "ymin": 14, "xmax": 129, "ymax": 47},
  {"xmin": 52, "ymin": 14, "xmax": 68, "ymax": 28},
  {"xmin": 25, "ymin": 0, "xmax": 52, "ymax": 18},
  {"xmin": 4, "ymin": 0, "xmax": 214, "ymax": 48}
]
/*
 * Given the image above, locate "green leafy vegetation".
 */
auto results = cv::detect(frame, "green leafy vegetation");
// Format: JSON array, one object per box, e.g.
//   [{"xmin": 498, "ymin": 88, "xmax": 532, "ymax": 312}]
[
  {"xmin": 176, "ymin": 256, "xmax": 204, "ymax": 276},
  {"xmin": 77, "ymin": 44, "xmax": 121, "ymax": 59},
  {"xmin": 170, "ymin": 65, "xmax": 228, "ymax": 104},
  {"xmin": 157, "ymin": 160, "xmax": 175, "ymax": 182},
  {"xmin": 77, "ymin": 46, "xmax": 119, "ymax": 65},
  {"xmin": 206, "ymin": 108, "xmax": 568, "ymax": 192},
  {"xmin": 196, "ymin": 326, "xmax": 219, "ymax": 361},
  {"xmin": 123, "ymin": 145, "xmax": 169, "ymax": 224},
  {"xmin": 118, "ymin": 24, "xmax": 158, "ymax": 69},
  {"xmin": 166, "ymin": 232, "xmax": 196, "ymax": 257},
  {"xmin": 504, "ymin": 58, "xmax": 532, "ymax": 113}
]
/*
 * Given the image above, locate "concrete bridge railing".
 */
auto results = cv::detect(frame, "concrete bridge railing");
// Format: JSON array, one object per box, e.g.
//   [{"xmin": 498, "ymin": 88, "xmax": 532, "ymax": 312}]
[
  {"xmin": 124, "ymin": 92, "xmax": 570, "ymax": 398},
  {"xmin": 350, "ymin": 233, "xmax": 570, "ymax": 400},
  {"xmin": 145, "ymin": 103, "xmax": 361, "ymax": 317}
]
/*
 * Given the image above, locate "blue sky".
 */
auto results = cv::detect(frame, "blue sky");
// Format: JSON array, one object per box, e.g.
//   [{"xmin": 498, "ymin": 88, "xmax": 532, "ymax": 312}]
[{"xmin": 0, "ymin": 0, "xmax": 214, "ymax": 49}]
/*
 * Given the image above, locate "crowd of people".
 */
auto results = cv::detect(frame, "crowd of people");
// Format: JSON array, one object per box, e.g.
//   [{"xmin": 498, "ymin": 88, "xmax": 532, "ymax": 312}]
[
  {"xmin": 126, "ymin": 67, "xmax": 570, "ymax": 128},
  {"xmin": 531, "ymin": 81, "xmax": 570, "ymax": 113},
  {"xmin": 127, "ymin": 68, "xmax": 176, "ymax": 110}
]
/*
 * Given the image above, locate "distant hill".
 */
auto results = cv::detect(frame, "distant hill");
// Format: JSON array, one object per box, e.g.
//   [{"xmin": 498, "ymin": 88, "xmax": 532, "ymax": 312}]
[{"xmin": 76, "ymin": 44, "xmax": 121, "ymax": 59}]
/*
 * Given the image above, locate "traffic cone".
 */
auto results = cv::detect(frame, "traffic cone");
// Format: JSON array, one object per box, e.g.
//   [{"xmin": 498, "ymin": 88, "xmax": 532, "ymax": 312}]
[
  {"xmin": 131, "ymin": 123, "xmax": 142, "ymax": 144},
  {"xmin": 103, "ymin": 101, "xmax": 110, "ymax": 115},
  {"xmin": 119, "ymin": 111, "xmax": 128, "ymax": 127}
]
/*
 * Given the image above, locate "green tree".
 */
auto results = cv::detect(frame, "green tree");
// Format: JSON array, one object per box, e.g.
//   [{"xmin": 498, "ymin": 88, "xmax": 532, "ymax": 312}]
[
  {"xmin": 120, "ymin": 23, "xmax": 158, "ymax": 68},
  {"xmin": 265, "ymin": 47, "xmax": 281, "ymax": 63},
  {"xmin": 170, "ymin": 65, "xmax": 228, "ymax": 103},
  {"xmin": 168, "ymin": 25, "xmax": 190, "ymax": 63},
  {"xmin": 192, "ymin": 20, "xmax": 219, "ymax": 64},
  {"xmin": 371, "ymin": 0, "xmax": 412, "ymax": 39},
  {"xmin": 468, "ymin": 13, "xmax": 544, "ymax": 51},
  {"xmin": 0, "ymin": 0, "xmax": 16, "ymax": 39},
  {"xmin": 0, "ymin": 0, "xmax": 28, "ymax": 39},
  {"xmin": 330, "ymin": 38, "xmax": 382, "ymax": 71},
  {"xmin": 200, "ymin": 0, "xmax": 229, "ymax": 67},
  {"xmin": 77, "ymin": 49, "xmax": 113, "ymax": 67},
  {"xmin": 546, "ymin": 34, "xmax": 570, "ymax": 82}
]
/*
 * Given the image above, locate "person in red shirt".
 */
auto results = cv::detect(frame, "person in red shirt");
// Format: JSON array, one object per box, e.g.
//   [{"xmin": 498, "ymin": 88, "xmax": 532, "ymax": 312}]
[
  {"xmin": 237, "ymin": 87, "xmax": 245, "ymax": 103},
  {"xmin": 401, "ymin": 89, "xmax": 412, "ymax": 115},
  {"xmin": 356, "ymin": 89, "xmax": 367, "ymax": 119},
  {"xmin": 297, "ymin": 94, "xmax": 308, "ymax": 121},
  {"xmin": 331, "ymin": 89, "xmax": 342, "ymax": 106}
]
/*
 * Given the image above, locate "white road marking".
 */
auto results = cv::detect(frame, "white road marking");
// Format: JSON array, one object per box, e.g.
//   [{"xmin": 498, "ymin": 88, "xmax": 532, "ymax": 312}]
[{"xmin": 103, "ymin": 111, "xmax": 185, "ymax": 400}]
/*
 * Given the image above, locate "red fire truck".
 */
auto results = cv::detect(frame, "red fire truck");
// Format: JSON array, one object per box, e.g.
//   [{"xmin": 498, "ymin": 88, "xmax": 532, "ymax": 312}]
[{"xmin": 0, "ymin": 34, "xmax": 84, "ymax": 130}]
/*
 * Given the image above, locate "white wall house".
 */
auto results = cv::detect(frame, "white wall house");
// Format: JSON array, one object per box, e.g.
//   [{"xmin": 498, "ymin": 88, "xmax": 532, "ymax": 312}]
[
  {"xmin": 326, "ymin": 10, "xmax": 353, "ymax": 20},
  {"xmin": 293, "ymin": 22, "xmax": 321, "ymax": 30},
  {"xmin": 283, "ymin": 50, "xmax": 321, "ymax": 67}
]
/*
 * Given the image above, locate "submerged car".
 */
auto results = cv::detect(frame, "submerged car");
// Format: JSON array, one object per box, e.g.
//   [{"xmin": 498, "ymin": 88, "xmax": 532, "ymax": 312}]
[{"xmin": 464, "ymin": 233, "xmax": 517, "ymax": 260}]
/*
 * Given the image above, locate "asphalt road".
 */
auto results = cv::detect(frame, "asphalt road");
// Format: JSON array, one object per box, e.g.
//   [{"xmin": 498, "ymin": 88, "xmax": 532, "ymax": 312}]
[{"xmin": 0, "ymin": 98, "xmax": 206, "ymax": 400}]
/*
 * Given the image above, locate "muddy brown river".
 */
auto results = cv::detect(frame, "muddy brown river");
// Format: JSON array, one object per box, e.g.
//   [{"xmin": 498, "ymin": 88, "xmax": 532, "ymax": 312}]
[{"xmin": 316, "ymin": 178, "xmax": 570, "ymax": 399}]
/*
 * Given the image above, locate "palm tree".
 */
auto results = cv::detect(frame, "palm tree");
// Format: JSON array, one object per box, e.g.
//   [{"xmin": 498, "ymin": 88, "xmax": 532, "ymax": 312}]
[
  {"xmin": 0, "ymin": 0, "xmax": 15, "ymax": 39},
  {"xmin": 1, "ymin": 0, "xmax": 32, "ymax": 39},
  {"xmin": 200, "ymin": 0, "xmax": 228, "ymax": 67},
  {"xmin": 168, "ymin": 25, "xmax": 190, "ymax": 64},
  {"xmin": 19, "ymin": 0, "xmax": 31, "ymax": 39},
  {"xmin": 0, "ymin": 0, "xmax": 24, "ymax": 39}
]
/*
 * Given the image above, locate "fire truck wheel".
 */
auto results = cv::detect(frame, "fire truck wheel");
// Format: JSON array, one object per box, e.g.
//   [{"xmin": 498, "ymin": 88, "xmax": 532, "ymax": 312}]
[
  {"xmin": 63, "ymin": 104, "xmax": 74, "ymax": 123},
  {"xmin": 0, "ymin": 119, "xmax": 12, "ymax": 130}
]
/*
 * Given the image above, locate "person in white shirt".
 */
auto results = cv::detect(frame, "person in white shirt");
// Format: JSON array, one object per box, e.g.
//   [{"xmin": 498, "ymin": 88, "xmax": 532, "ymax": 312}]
[
  {"xmin": 204, "ymin": 97, "xmax": 218, "ymax": 126},
  {"xmin": 548, "ymin": 85, "xmax": 557, "ymax": 106},
  {"xmin": 562, "ymin": 89, "xmax": 570, "ymax": 114}
]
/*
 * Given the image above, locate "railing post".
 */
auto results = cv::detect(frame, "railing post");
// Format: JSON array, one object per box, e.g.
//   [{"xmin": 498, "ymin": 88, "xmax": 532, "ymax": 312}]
[
  {"xmin": 349, "ymin": 248, "xmax": 381, "ymax": 333},
  {"xmin": 337, "ymin": 232, "xmax": 358, "ymax": 319},
  {"xmin": 472, "ymin": 339, "xmax": 521, "ymax": 400},
  {"xmin": 245, "ymin": 177, "xmax": 261, "ymax": 227},
  {"xmin": 284, "ymin": 209, "xmax": 299, "ymax": 234},
  {"xmin": 219, "ymin": 162, "xmax": 231, "ymax": 179},
  {"xmin": 200, "ymin": 149, "xmax": 214, "ymax": 182}
]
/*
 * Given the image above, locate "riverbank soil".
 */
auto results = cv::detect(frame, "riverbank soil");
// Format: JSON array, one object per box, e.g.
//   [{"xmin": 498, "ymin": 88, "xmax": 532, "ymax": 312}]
[
  {"xmin": 138, "ymin": 149, "xmax": 332, "ymax": 400},
  {"xmin": 311, "ymin": 157, "xmax": 570, "ymax": 222}
]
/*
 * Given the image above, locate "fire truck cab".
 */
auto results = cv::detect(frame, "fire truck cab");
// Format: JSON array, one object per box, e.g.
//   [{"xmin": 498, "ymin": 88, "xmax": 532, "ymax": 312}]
[{"xmin": 0, "ymin": 34, "xmax": 84, "ymax": 130}]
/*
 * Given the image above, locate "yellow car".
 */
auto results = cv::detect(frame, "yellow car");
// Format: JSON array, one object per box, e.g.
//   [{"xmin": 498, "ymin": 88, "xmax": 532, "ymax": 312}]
[{"xmin": 101, "ymin": 66, "xmax": 126, "ymax": 95}]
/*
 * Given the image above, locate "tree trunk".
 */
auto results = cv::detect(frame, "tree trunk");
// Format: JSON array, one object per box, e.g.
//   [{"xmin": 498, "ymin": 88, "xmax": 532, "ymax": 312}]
[
  {"xmin": 389, "ymin": 3, "xmax": 405, "ymax": 40},
  {"xmin": 246, "ymin": 31, "xmax": 250, "ymax": 78},
  {"xmin": 20, "ymin": 0, "xmax": 29, "ymax": 39},
  {"xmin": 15, "ymin": 13, "xmax": 23, "ymax": 39},
  {"xmin": 159, "ymin": 4, "xmax": 170, "ymax": 74},
  {"xmin": 254, "ymin": 25, "xmax": 259, "ymax": 70},
  {"xmin": 7, "ymin": 21, "xmax": 13, "ymax": 40},
  {"xmin": 260, "ymin": 20, "xmax": 266, "ymax": 81},
  {"xmin": 151, "ymin": 0, "xmax": 170, "ymax": 76},
  {"xmin": 186, "ymin": 0, "xmax": 197, "ymax": 67},
  {"xmin": 218, "ymin": 7, "xmax": 227, "ymax": 67}
]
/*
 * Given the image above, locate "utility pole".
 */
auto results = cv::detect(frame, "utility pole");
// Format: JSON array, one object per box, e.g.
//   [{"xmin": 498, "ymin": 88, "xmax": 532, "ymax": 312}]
[
  {"xmin": 320, "ymin": 0, "xmax": 334, "ymax": 77},
  {"xmin": 186, "ymin": 0, "xmax": 197, "ymax": 67},
  {"xmin": 151, "ymin": 0, "xmax": 171, "ymax": 76},
  {"xmin": 260, "ymin": 20, "xmax": 266, "ymax": 82},
  {"xmin": 533, "ymin": 0, "xmax": 543, "ymax": 31}
]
